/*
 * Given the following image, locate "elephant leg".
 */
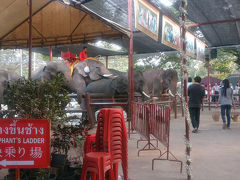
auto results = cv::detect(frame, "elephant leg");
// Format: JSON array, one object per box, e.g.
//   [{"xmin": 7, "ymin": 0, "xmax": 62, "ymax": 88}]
[{"xmin": 76, "ymin": 90, "xmax": 82, "ymax": 104}]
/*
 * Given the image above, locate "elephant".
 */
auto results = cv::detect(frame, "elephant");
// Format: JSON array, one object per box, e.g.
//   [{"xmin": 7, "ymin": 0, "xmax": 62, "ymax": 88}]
[
  {"xmin": 32, "ymin": 59, "xmax": 113, "ymax": 103},
  {"xmin": 108, "ymin": 69, "xmax": 145, "ymax": 97},
  {"xmin": 84, "ymin": 75, "xmax": 128, "ymax": 123},
  {"xmin": 143, "ymin": 68, "xmax": 178, "ymax": 97},
  {"xmin": 85, "ymin": 75, "xmax": 128, "ymax": 96},
  {"xmin": 0, "ymin": 70, "xmax": 21, "ymax": 105}
]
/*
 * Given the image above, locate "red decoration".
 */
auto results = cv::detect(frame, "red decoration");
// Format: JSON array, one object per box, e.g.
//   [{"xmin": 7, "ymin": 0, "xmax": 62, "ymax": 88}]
[
  {"xmin": 0, "ymin": 119, "xmax": 50, "ymax": 169},
  {"xmin": 61, "ymin": 51, "xmax": 76, "ymax": 61}
]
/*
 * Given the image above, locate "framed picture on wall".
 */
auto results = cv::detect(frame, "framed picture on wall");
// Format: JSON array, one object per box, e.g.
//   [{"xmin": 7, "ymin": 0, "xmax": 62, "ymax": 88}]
[
  {"xmin": 162, "ymin": 15, "xmax": 180, "ymax": 50},
  {"xmin": 186, "ymin": 31, "xmax": 195, "ymax": 57},
  {"xmin": 134, "ymin": 0, "xmax": 160, "ymax": 41},
  {"xmin": 196, "ymin": 38, "xmax": 207, "ymax": 61}
]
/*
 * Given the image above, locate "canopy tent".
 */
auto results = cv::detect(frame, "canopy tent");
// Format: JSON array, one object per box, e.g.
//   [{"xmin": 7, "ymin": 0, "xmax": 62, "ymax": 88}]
[
  {"xmin": 1, "ymin": 0, "xmax": 240, "ymax": 52},
  {"xmin": 0, "ymin": 0, "xmax": 130, "ymax": 49},
  {"xmin": 201, "ymin": 76, "xmax": 221, "ymax": 87}
]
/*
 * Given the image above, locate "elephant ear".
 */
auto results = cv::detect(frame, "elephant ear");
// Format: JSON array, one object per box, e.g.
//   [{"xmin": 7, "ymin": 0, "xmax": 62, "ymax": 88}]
[
  {"xmin": 110, "ymin": 76, "xmax": 128, "ymax": 94},
  {"xmin": 75, "ymin": 64, "xmax": 87, "ymax": 77}
]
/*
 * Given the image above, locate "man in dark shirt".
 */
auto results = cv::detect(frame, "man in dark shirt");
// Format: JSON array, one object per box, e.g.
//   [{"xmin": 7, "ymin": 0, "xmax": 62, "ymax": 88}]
[{"xmin": 188, "ymin": 76, "xmax": 205, "ymax": 133}]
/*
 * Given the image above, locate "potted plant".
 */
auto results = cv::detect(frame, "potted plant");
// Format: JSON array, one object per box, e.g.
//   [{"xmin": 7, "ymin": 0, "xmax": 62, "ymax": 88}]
[{"xmin": 3, "ymin": 74, "xmax": 71, "ymax": 179}]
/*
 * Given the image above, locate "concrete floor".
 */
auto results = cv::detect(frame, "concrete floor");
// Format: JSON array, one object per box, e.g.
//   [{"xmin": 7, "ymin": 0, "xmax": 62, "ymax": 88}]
[
  {"xmin": 1, "ymin": 109, "xmax": 240, "ymax": 180},
  {"xmin": 127, "ymin": 110, "xmax": 240, "ymax": 180}
]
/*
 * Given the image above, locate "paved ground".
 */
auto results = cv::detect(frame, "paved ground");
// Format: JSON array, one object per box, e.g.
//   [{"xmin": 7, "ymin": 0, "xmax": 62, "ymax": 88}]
[
  {"xmin": 1, "ymin": 109, "xmax": 240, "ymax": 179},
  {"xmin": 127, "ymin": 109, "xmax": 240, "ymax": 180}
]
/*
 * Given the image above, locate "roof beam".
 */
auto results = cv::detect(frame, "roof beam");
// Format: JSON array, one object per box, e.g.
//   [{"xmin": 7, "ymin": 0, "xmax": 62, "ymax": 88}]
[
  {"xmin": 0, "ymin": 1, "xmax": 52, "ymax": 40},
  {"xmin": 70, "ymin": 14, "xmax": 87, "ymax": 37},
  {"xmin": 187, "ymin": 18, "xmax": 240, "ymax": 27},
  {"xmin": 29, "ymin": 23, "xmax": 47, "ymax": 42}
]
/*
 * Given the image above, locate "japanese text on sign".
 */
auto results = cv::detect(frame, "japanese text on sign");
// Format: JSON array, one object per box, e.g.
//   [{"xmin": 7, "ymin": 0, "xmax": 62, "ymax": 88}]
[{"xmin": 0, "ymin": 119, "xmax": 50, "ymax": 168}]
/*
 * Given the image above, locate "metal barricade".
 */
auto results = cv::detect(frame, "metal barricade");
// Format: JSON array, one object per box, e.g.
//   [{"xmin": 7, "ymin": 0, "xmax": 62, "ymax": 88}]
[
  {"xmin": 133, "ymin": 102, "xmax": 182, "ymax": 173},
  {"xmin": 150, "ymin": 104, "xmax": 182, "ymax": 173},
  {"xmin": 149, "ymin": 104, "xmax": 169, "ymax": 147},
  {"xmin": 133, "ymin": 102, "xmax": 161, "ymax": 156}
]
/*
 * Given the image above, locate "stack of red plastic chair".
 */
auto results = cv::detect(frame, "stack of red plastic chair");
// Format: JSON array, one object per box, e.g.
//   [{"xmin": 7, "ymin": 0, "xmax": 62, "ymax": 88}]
[
  {"xmin": 84, "ymin": 133, "xmax": 96, "ymax": 156},
  {"xmin": 81, "ymin": 108, "xmax": 128, "ymax": 180}
]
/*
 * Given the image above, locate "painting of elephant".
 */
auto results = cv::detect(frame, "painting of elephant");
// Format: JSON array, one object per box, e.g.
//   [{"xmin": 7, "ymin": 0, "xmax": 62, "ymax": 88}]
[
  {"xmin": 143, "ymin": 68, "xmax": 178, "ymax": 97},
  {"xmin": 32, "ymin": 59, "xmax": 113, "ymax": 103},
  {"xmin": 0, "ymin": 70, "xmax": 21, "ymax": 105}
]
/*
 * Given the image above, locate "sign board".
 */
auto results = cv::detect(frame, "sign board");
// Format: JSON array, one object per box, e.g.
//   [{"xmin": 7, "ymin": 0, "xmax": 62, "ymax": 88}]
[
  {"xmin": 134, "ymin": 0, "xmax": 160, "ymax": 41},
  {"xmin": 0, "ymin": 119, "xmax": 50, "ymax": 168},
  {"xmin": 162, "ymin": 15, "xmax": 181, "ymax": 50}
]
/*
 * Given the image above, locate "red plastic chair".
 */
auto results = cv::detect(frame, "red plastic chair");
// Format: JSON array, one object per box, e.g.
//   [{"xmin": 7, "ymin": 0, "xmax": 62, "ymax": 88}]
[
  {"xmin": 81, "ymin": 152, "xmax": 112, "ymax": 180},
  {"xmin": 84, "ymin": 133, "xmax": 96, "ymax": 155},
  {"xmin": 81, "ymin": 108, "xmax": 128, "ymax": 180},
  {"xmin": 106, "ymin": 109, "xmax": 128, "ymax": 180},
  {"xmin": 81, "ymin": 109, "xmax": 113, "ymax": 180}
]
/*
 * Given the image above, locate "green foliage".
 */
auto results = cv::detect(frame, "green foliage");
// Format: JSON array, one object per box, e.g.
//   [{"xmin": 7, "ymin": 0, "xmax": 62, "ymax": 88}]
[
  {"xmin": 220, "ymin": 47, "xmax": 240, "ymax": 68},
  {"xmin": 100, "ymin": 55, "xmax": 129, "ymax": 72},
  {"xmin": 134, "ymin": 52, "xmax": 181, "ymax": 71},
  {"xmin": 209, "ymin": 48, "xmax": 239, "ymax": 79},
  {"xmin": 4, "ymin": 74, "xmax": 70, "ymax": 126}
]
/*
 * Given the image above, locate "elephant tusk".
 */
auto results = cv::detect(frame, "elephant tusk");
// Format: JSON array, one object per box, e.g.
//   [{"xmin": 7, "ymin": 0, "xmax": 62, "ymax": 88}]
[
  {"xmin": 103, "ymin": 74, "xmax": 112, "ymax": 77},
  {"xmin": 168, "ymin": 90, "xmax": 175, "ymax": 97},
  {"xmin": 176, "ymin": 92, "xmax": 181, "ymax": 98},
  {"xmin": 142, "ymin": 91, "xmax": 150, "ymax": 98}
]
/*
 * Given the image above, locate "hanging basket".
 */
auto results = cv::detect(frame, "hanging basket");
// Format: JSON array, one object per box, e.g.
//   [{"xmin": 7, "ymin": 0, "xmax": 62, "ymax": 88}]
[{"xmin": 231, "ymin": 112, "xmax": 239, "ymax": 122}]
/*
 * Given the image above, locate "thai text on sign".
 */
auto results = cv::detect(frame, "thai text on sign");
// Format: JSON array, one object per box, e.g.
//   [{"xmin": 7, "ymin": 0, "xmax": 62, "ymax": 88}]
[{"xmin": 0, "ymin": 119, "xmax": 50, "ymax": 168}]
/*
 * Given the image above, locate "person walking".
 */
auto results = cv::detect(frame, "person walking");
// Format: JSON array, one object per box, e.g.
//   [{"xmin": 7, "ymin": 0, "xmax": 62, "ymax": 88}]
[
  {"xmin": 212, "ymin": 83, "xmax": 220, "ymax": 102},
  {"xmin": 188, "ymin": 76, "xmax": 205, "ymax": 133},
  {"xmin": 187, "ymin": 77, "xmax": 192, "ymax": 88},
  {"xmin": 219, "ymin": 79, "xmax": 233, "ymax": 129}
]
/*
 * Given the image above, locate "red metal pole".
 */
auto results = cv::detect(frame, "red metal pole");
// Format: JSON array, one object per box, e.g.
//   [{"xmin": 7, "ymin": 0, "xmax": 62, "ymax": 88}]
[
  {"xmin": 49, "ymin": 46, "xmax": 53, "ymax": 61},
  {"xmin": 208, "ymin": 60, "xmax": 210, "ymax": 110},
  {"xmin": 238, "ymin": 70, "xmax": 240, "ymax": 84},
  {"xmin": 106, "ymin": 56, "xmax": 108, "ymax": 69},
  {"xmin": 16, "ymin": 168, "xmax": 20, "ymax": 180},
  {"xmin": 28, "ymin": 0, "xmax": 32, "ymax": 79},
  {"xmin": 174, "ymin": 95, "xmax": 177, "ymax": 119},
  {"xmin": 181, "ymin": 1, "xmax": 191, "ymax": 179},
  {"xmin": 128, "ymin": 0, "xmax": 134, "ymax": 138}
]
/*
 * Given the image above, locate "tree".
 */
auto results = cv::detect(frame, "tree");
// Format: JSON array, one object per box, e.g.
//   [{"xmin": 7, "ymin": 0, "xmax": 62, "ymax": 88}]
[
  {"xmin": 208, "ymin": 48, "xmax": 239, "ymax": 79},
  {"xmin": 220, "ymin": 47, "xmax": 240, "ymax": 68}
]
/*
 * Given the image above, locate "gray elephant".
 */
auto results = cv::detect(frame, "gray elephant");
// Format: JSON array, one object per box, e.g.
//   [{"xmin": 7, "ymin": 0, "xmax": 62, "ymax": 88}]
[
  {"xmin": 0, "ymin": 70, "xmax": 21, "ymax": 105},
  {"xmin": 85, "ymin": 75, "xmax": 128, "ymax": 95},
  {"xmin": 108, "ymin": 69, "xmax": 145, "ymax": 97},
  {"xmin": 32, "ymin": 59, "xmax": 113, "ymax": 103},
  {"xmin": 143, "ymin": 68, "xmax": 178, "ymax": 97}
]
